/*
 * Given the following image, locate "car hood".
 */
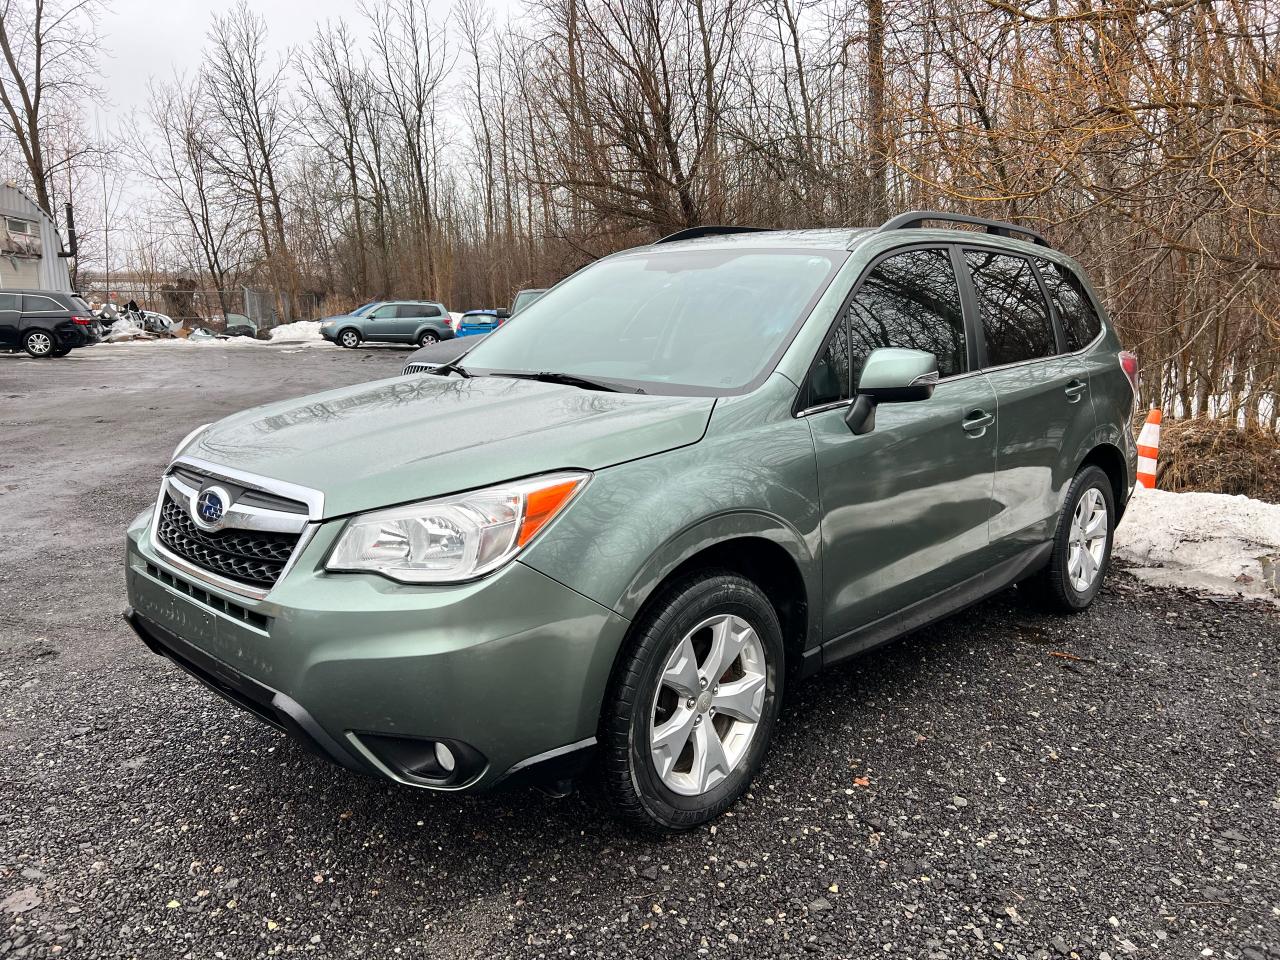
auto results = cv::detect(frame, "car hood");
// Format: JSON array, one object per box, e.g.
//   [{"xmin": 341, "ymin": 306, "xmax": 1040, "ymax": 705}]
[
  {"xmin": 403, "ymin": 338, "xmax": 475, "ymax": 367},
  {"xmin": 183, "ymin": 375, "xmax": 715, "ymax": 517}
]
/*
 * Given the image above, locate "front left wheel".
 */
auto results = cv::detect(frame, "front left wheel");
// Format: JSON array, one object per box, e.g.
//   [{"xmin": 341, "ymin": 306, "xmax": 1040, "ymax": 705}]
[{"xmin": 599, "ymin": 572, "xmax": 784, "ymax": 833}]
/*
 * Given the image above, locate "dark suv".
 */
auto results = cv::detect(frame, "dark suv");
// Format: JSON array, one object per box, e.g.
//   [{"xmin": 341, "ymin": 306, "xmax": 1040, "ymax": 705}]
[{"xmin": 0, "ymin": 289, "xmax": 102, "ymax": 357}]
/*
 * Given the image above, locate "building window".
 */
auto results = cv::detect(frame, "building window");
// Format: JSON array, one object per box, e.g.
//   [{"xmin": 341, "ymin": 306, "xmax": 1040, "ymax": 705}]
[{"xmin": 3, "ymin": 216, "xmax": 41, "ymax": 257}]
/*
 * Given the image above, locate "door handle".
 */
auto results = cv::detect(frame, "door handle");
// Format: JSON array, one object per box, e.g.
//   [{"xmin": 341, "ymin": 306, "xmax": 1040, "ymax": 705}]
[
  {"xmin": 962, "ymin": 410, "xmax": 994, "ymax": 436},
  {"xmin": 1064, "ymin": 378, "xmax": 1088, "ymax": 402}
]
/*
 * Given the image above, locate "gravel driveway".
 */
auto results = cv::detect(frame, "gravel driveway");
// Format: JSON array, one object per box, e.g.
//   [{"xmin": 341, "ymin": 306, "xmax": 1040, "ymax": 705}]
[{"xmin": 2, "ymin": 343, "xmax": 1277, "ymax": 960}]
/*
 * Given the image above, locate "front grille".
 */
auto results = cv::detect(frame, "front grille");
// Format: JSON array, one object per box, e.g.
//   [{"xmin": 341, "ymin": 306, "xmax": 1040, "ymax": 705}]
[
  {"xmin": 156, "ymin": 494, "xmax": 299, "ymax": 588},
  {"xmin": 403, "ymin": 362, "xmax": 438, "ymax": 375},
  {"xmin": 144, "ymin": 562, "xmax": 270, "ymax": 630}
]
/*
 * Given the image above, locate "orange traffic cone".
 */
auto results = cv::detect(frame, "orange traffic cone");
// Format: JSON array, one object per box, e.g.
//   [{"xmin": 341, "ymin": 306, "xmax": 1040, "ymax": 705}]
[{"xmin": 1136, "ymin": 408, "xmax": 1162, "ymax": 489}]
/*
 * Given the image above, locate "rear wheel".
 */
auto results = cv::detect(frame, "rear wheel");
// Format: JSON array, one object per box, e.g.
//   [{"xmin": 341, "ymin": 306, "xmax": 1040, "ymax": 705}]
[
  {"xmin": 600, "ymin": 572, "xmax": 784, "ymax": 833},
  {"xmin": 23, "ymin": 330, "xmax": 55, "ymax": 358},
  {"xmin": 417, "ymin": 330, "xmax": 440, "ymax": 347},
  {"xmin": 338, "ymin": 329, "xmax": 361, "ymax": 349},
  {"xmin": 1030, "ymin": 465, "xmax": 1115, "ymax": 612}
]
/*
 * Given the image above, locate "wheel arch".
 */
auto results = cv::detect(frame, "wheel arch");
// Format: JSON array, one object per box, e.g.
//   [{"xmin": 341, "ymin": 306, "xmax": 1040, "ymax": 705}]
[
  {"xmin": 615, "ymin": 515, "xmax": 819, "ymax": 687},
  {"xmin": 337, "ymin": 325, "xmax": 361, "ymax": 343},
  {"xmin": 414, "ymin": 322, "xmax": 450, "ymax": 341},
  {"xmin": 1078, "ymin": 441, "xmax": 1129, "ymax": 521}
]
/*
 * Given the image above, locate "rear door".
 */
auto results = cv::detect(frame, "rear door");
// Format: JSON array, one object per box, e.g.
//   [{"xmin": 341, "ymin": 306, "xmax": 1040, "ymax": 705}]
[
  {"xmin": 0, "ymin": 293, "xmax": 19, "ymax": 346},
  {"xmin": 807, "ymin": 246, "xmax": 999, "ymax": 646},
  {"xmin": 392, "ymin": 303, "xmax": 432, "ymax": 340},
  {"xmin": 962, "ymin": 248, "xmax": 1096, "ymax": 563}
]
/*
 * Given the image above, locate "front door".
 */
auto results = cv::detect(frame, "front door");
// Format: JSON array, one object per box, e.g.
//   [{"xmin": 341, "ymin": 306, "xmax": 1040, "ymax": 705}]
[
  {"xmin": 362, "ymin": 302, "xmax": 402, "ymax": 342},
  {"xmin": 806, "ymin": 247, "xmax": 999, "ymax": 649}
]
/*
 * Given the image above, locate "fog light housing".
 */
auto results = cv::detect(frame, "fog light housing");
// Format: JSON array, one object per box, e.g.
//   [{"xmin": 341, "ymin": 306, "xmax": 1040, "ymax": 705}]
[{"xmin": 351, "ymin": 732, "xmax": 485, "ymax": 787}]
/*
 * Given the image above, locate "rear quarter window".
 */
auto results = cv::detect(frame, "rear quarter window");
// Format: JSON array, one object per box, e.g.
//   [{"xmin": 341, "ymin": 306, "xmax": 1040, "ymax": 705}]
[{"xmin": 1036, "ymin": 259, "xmax": 1103, "ymax": 351}]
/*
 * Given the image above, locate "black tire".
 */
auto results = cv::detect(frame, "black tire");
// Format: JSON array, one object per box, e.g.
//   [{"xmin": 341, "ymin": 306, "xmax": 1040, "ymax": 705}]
[
  {"xmin": 417, "ymin": 330, "xmax": 440, "ymax": 347},
  {"xmin": 1029, "ymin": 465, "xmax": 1115, "ymax": 612},
  {"xmin": 338, "ymin": 328, "xmax": 361, "ymax": 348},
  {"xmin": 599, "ymin": 571, "xmax": 785, "ymax": 834},
  {"xmin": 23, "ymin": 329, "xmax": 55, "ymax": 358},
  {"xmin": 50, "ymin": 346, "xmax": 71, "ymax": 357}
]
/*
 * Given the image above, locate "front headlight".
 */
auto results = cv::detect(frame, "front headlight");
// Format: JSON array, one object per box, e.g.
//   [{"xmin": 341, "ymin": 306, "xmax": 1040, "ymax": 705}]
[{"xmin": 326, "ymin": 471, "xmax": 589, "ymax": 584}]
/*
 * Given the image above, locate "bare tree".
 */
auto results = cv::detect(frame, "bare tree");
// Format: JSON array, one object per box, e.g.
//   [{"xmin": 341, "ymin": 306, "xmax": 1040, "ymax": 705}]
[{"xmin": 0, "ymin": 0, "xmax": 105, "ymax": 213}]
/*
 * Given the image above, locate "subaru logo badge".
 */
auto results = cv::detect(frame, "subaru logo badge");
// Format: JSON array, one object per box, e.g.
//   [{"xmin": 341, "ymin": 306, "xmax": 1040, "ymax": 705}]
[{"xmin": 193, "ymin": 486, "xmax": 231, "ymax": 531}]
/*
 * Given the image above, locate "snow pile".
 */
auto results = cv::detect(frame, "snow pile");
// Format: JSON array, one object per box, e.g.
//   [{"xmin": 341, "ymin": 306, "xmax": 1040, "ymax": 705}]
[
  {"xmin": 268, "ymin": 320, "xmax": 325, "ymax": 343},
  {"xmin": 1114, "ymin": 488, "xmax": 1280, "ymax": 601}
]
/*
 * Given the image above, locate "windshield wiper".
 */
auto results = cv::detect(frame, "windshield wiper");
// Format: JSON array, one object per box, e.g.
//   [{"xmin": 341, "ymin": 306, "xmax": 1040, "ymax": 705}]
[
  {"xmin": 435, "ymin": 359, "xmax": 471, "ymax": 378},
  {"xmin": 490, "ymin": 371, "xmax": 633, "ymax": 393}
]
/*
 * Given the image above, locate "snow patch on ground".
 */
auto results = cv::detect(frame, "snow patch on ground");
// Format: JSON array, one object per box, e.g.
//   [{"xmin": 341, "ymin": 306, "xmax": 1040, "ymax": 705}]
[
  {"xmin": 267, "ymin": 320, "xmax": 325, "ymax": 343},
  {"xmin": 1114, "ymin": 488, "xmax": 1280, "ymax": 601}
]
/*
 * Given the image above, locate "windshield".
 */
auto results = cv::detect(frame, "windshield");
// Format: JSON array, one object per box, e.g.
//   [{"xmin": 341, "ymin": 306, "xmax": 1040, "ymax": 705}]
[{"xmin": 464, "ymin": 248, "xmax": 842, "ymax": 395}]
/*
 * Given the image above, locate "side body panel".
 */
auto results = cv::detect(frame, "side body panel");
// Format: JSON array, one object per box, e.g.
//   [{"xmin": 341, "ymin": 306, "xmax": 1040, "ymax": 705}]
[
  {"xmin": 519, "ymin": 374, "xmax": 825, "ymax": 652},
  {"xmin": 982, "ymin": 354, "xmax": 1096, "ymax": 559},
  {"xmin": 0, "ymin": 293, "xmax": 19, "ymax": 345},
  {"xmin": 809, "ymin": 372, "xmax": 999, "ymax": 638}
]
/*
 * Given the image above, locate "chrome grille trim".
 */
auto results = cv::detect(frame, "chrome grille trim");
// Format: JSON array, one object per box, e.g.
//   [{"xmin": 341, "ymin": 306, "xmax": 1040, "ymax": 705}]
[{"xmin": 148, "ymin": 457, "xmax": 325, "ymax": 600}]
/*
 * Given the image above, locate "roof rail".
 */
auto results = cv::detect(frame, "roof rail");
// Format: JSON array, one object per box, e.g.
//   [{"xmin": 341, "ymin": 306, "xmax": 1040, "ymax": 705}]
[
  {"xmin": 879, "ymin": 210, "xmax": 1050, "ymax": 248},
  {"xmin": 654, "ymin": 225, "xmax": 772, "ymax": 244}
]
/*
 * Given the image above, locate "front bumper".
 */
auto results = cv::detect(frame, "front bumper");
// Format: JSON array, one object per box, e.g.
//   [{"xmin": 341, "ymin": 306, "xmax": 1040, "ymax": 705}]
[{"xmin": 124, "ymin": 509, "xmax": 629, "ymax": 791}]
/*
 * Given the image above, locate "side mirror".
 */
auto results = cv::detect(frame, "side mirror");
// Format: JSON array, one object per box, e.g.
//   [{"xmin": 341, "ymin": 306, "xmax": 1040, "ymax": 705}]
[
  {"xmin": 845, "ymin": 348, "xmax": 939, "ymax": 435},
  {"xmin": 495, "ymin": 308, "xmax": 511, "ymax": 320}
]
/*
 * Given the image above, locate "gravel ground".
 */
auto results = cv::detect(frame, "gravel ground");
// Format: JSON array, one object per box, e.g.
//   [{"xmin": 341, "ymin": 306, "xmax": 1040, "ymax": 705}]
[{"xmin": 1, "ymin": 343, "xmax": 1278, "ymax": 960}]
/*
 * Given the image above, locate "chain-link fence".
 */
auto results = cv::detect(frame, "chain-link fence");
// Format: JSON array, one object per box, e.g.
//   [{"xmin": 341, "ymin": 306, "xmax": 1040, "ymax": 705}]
[{"xmin": 74, "ymin": 282, "xmax": 321, "ymax": 334}]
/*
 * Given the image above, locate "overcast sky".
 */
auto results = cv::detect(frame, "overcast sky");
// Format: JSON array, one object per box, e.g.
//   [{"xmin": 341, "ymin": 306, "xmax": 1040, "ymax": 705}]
[{"xmin": 96, "ymin": 0, "xmax": 368, "ymax": 122}]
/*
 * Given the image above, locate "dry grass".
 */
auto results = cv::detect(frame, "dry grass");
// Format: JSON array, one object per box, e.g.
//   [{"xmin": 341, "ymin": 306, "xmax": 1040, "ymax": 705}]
[{"xmin": 1152, "ymin": 416, "xmax": 1280, "ymax": 502}]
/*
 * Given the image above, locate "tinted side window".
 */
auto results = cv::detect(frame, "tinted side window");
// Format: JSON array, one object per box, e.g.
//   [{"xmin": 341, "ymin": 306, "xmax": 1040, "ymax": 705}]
[
  {"xmin": 422, "ymin": 305, "xmax": 441, "ymax": 318},
  {"xmin": 807, "ymin": 317, "xmax": 851, "ymax": 408},
  {"xmin": 1036, "ymin": 259, "xmax": 1102, "ymax": 351},
  {"xmin": 964, "ymin": 251, "xmax": 1056, "ymax": 366},
  {"xmin": 22, "ymin": 295, "xmax": 61, "ymax": 312},
  {"xmin": 847, "ymin": 247, "xmax": 966, "ymax": 384},
  {"xmin": 395, "ymin": 304, "xmax": 422, "ymax": 318},
  {"xmin": 0, "ymin": 293, "xmax": 17, "ymax": 310}
]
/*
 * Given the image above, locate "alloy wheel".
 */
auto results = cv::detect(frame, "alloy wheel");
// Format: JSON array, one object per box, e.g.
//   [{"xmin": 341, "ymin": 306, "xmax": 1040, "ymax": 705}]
[
  {"xmin": 27, "ymin": 332, "xmax": 52, "ymax": 356},
  {"xmin": 420, "ymin": 333, "xmax": 438, "ymax": 345},
  {"xmin": 341, "ymin": 331, "xmax": 358, "ymax": 347},
  {"xmin": 1067, "ymin": 487, "xmax": 1108, "ymax": 592},
  {"xmin": 649, "ymin": 614, "xmax": 767, "ymax": 797}
]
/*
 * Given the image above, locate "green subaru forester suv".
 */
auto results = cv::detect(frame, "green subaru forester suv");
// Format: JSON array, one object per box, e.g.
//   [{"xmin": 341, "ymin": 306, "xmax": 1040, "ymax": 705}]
[{"xmin": 125, "ymin": 212, "xmax": 1138, "ymax": 832}]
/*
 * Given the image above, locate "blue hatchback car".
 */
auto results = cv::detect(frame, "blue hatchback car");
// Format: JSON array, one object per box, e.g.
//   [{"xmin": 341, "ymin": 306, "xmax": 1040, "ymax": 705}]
[{"xmin": 456, "ymin": 309, "xmax": 509, "ymax": 337}]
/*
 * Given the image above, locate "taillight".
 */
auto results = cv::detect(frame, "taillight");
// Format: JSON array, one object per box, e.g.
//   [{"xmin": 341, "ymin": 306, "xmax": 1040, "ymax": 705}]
[
  {"xmin": 1118, "ymin": 351, "xmax": 1138, "ymax": 396},
  {"xmin": 72, "ymin": 316, "xmax": 92, "ymax": 325}
]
